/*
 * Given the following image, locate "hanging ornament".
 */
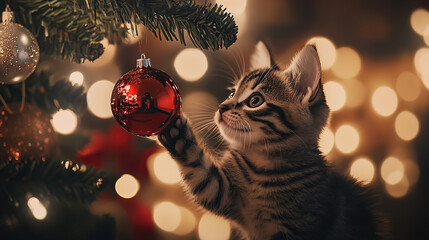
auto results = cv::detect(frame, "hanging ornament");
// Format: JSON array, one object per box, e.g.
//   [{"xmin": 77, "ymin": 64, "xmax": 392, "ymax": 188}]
[
  {"xmin": 0, "ymin": 103, "xmax": 58, "ymax": 162},
  {"xmin": 0, "ymin": 5, "xmax": 40, "ymax": 84},
  {"xmin": 111, "ymin": 54, "xmax": 181, "ymax": 137}
]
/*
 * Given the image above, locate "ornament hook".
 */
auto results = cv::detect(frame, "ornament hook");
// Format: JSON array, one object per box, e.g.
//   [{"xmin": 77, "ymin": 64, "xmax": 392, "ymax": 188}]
[
  {"xmin": 2, "ymin": 4, "xmax": 14, "ymax": 23},
  {"xmin": 137, "ymin": 53, "xmax": 151, "ymax": 68}
]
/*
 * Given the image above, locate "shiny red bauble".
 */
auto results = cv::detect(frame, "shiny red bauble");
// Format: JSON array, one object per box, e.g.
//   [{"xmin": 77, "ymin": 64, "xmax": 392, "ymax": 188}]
[{"xmin": 111, "ymin": 60, "xmax": 181, "ymax": 137}]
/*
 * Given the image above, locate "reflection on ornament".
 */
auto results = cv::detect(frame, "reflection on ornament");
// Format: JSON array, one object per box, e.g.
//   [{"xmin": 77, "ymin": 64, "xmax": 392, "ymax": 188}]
[
  {"xmin": 0, "ymin": 5, "xmax": 39, "ymax": 84},
  {"xmin": 0, "ymin": 103, "xmax": 58, "ymax": 162},
  {"xmin": 111, "ymin": 54, "xmax": 181, "ymax": 136}
]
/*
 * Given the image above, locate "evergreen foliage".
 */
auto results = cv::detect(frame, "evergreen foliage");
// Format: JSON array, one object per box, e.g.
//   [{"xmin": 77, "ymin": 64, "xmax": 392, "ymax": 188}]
[
  {"xmin": 2, "ymin": 0, "xmax": 238, "ymax": 63},
  {"xmin": 0, "ymin": 69, "xmax": 86, "ymax": 115}
]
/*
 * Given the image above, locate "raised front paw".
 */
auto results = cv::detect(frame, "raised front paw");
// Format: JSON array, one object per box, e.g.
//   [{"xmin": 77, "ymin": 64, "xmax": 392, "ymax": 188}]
[{"xmin": 158, "ymin": 114, "xmax": 189, "ymax": 155}]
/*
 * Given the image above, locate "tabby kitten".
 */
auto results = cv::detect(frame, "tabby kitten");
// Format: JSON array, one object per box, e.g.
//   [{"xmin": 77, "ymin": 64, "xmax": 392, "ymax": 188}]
[{"xmin": 159, "ymin": 43, "xmax": 380, "ymax": 240}]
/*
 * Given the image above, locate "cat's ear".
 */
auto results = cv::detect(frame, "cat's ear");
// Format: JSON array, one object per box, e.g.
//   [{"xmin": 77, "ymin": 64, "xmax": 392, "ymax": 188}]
[
  {"xmin": 286, "ymin": 45, "xmax": 322, "ymax": 104},
  {"xmin": 250, "ymin": 41, "xmax": 276, "ymax": 71}
]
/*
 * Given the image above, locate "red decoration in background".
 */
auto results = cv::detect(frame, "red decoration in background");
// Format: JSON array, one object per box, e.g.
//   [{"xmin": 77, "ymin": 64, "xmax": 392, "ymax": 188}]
[
  {"xmin": 76, "ymin": 125, "xmax": 160, "ymax": 179},
  {"xmin": 77, "ymin": 125, "xmax": 161, "ymax": 239},
  {"xmin": 111, "ymin": 54, "xmax": 181, "ymax": 137}
]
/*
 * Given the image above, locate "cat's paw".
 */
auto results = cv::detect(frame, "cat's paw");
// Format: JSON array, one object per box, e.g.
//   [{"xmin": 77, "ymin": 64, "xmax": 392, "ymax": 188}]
[{"xmin": 158, "ymin": 114, "xmax": 189, "ymax": 155}]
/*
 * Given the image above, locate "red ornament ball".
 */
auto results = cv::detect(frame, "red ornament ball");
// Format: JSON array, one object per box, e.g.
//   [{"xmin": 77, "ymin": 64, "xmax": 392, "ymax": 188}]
[{"xmin": 111, "ymin": 56, "xmax": 181, "ymax": 137}]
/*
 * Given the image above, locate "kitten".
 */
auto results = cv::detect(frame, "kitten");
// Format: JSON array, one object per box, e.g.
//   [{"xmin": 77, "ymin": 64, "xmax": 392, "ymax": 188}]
[{"xmin": 159, "ymin": 42, "xmax": 382, "ymax": 240}]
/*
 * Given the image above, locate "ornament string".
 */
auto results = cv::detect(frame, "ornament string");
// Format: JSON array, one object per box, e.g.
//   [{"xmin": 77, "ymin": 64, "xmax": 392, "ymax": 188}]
[
  {"xmin": 0, "ymin": 93, "xmax": 13, "ymax": 114},
  {"xmin": 20, "ymin": 80, "xmax": 25, "ymax": 112}
]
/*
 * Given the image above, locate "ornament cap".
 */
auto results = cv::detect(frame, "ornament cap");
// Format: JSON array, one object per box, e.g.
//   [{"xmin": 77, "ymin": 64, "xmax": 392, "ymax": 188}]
[
  {"xmin": 137, "ymin": 53, "xmax": 151, "ymax": 68},
  {"xmin": 2, "ymin": 4, "xmax": 14, "ymax": 23}
]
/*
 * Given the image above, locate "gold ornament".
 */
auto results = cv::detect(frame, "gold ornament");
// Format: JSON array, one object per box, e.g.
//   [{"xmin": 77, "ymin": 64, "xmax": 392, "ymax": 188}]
[
  {"xmin": 0, "ymin": 103, "xmax": 58, "ymax": 162},
  {"xmin": 0, "ymin": 5, "xmax": 40, "ymax": 84}
]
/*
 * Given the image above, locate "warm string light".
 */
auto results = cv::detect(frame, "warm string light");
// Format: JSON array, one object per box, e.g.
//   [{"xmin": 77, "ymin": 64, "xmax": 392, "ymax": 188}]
[
  {"xmin": 331, "ymin": 47, "xmax": 361, "ymax": 79},
  {"xmin": 334, "ymin": 124, "xmax": 360, "ymax": 154},
  {"xmin": 27, "ymin": 197, "xmax": 47, "ymax": 220},
  {"xmin": 69, "ymin": 71, "xmax": 84, "ymax": 86},
  {"xmin": 152, "ymin": 151, "xmax": 181, "ymax": 185},
  {"xmin": 395, "ymin": 72, "xmax": 421, "ymax": 102},
  {"xmin": 414, "ymin": 47, "xmax": 429, "ymax": 77},
  {"xmin": 198, "ymin": 213, "xmax": 231, "ymax": 240},
  {"xmin": 350, "ymin": 157, "xmax": 375, "ymax": 185},
  {"xmin": 381, "ymin": 157, "xmax": 404, "ymax": 185},
  {"xmin": 371, "ymin": 86, "xmax": 398, "ymax": 117},
  {"xmin": 174, "ymin": 48, "xmax": 208, "ymax": 82},
  {"xmin": 87, "ymin": 80, "xmax": 115, "ymax": 119},
  {"xmin": 323, "ymin": 81, "xmax": 346, "ymax": 111},
  {"xmin": 51, "ymin": 109, "xmax": 78, "ymax": 135},
  {"xmin": 410, "ymin": 8, "xmax": 429, "ymax": 35},
  {"xmin": 307, "ymin": 36, "xmax": 336, "ymax": 70},
  {"xmin": 395, "ymin": 111, "xmax": 420, "ymax": 141},
  {"xmin": 153, "ymin": 201, "xmax": 182, "ymax": 232},
  {"xmin": 115, "ymin": 174, "xmax": 140, "ymax": 199}
]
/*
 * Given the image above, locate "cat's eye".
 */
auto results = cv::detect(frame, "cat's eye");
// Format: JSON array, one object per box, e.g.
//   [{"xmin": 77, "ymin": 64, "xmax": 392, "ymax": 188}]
[
  {"xmin": 228, "ymin": 90, "xmax": 235, "ymax": 99},
  {"xmin": 248, "ymin": 94, "xmax": 264, "ymax": 108}
]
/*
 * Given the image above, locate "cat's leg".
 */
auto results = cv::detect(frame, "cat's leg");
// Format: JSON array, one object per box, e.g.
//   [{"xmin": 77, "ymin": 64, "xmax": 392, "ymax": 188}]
[{"xmin": 159, "ymin": 114, "xmax": 236, "ymax": 217}]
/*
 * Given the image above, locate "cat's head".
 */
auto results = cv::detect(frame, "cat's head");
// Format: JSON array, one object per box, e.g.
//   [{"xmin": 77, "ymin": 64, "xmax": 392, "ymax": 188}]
[{"xmin": 214, "ymin": 42, "xmax": 330, "ymax": 151}]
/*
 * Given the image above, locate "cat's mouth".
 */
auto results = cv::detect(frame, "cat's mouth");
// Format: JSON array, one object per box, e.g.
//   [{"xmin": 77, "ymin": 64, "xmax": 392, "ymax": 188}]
[{"xmin": 218, "ymin": 113, "xmax": 251, "ymax": 133}]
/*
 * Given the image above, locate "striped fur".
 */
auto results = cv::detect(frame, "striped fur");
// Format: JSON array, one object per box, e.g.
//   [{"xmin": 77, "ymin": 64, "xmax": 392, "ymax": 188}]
[{"xmin": 158, "ymin": 45, "xmax": 381, "ymax": 239}]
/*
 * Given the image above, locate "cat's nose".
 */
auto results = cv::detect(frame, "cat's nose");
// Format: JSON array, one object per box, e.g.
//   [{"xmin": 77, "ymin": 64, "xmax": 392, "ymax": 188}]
[{"xmin": 218, "ymin": 104, "xmax": 230, "ymax": 114}]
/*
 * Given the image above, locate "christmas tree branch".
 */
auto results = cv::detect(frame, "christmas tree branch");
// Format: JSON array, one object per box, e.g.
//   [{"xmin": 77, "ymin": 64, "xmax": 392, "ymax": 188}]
[
  {"xmin": 107, "ymin": 0, "xmax": 238, "ymax": 50},
  {"xmin": 3, "ymin": 0, "xmax": 237, "ymax": 63},
  {"xmin": 5, "ymin": 0, "xmax": 106, "ymax": 63},
  {"xmin": 0, "ymin": 70, "xmax": 86, "ymax": 115},
  {"xmin": 0, "ymin": 158, "xmax": 109, "ymax": 209}
]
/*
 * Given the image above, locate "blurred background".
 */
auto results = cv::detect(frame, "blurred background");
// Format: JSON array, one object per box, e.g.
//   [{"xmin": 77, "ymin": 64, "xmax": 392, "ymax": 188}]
[{"xmin": 45, "ymin": 0, "xmax": 429, "ymax": 239}]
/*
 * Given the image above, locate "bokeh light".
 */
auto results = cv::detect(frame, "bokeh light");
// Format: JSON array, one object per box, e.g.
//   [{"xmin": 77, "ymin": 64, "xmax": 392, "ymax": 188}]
[
  {"xmin": 350, "ymin": 157, "xmax": 375, "ymax": 185},
  {"xmin": 27, "ymin": 197, "xmax": 47, "ymax": 220},
  {"xmin": 424, "ymin": 25, "xmax": 429, "ymax": 46},
  {"xmin": 319, "ymin": 127, "xmax": 334, "ymax": 155},
  {"xmin": 69, "ymin": 71, "xmax": 84, "ymax": 86},
  {"xmin": 385, "ymin": 177, "xmax": 410, "ymax": 198},
  {"xmin": 331, "ymin": 47, "xmax": 361, "ymax": 79},
  {"xmin": 414, "ymin": 47, "xmax": 429, "ymax": 76},
  {"xmin": 306, "ymin": 37, "xmax": 336, "ymax": 70},
  {"xmin": 115, "ymin": 174, "xmax": 140, "ymax": 199},
  {"xmin": 410, "ymin": 8, "xmax": 429, "ymax": 35},
  {"xmin": 173, "ymin": 207, "xmax": 197, "ymax": 235},
  {"xmin": 153, "ymin": 201, "xmax": 181, "ymax": 232},
  {"xmin": 395, "ymin": 72, "xmax": 421, "ymax": 102},
  {"xmin": 174, "ymin": 48, "xmax": 208, "ymax": 82},
  {"xmin": 335, "ymin": 125, "xmax": 360, "ymax": 154},
  {"xmin": 198, "ymin": 213, "xmax": 231, "ymax": 240},
  {"xmin": 51, "ymin": 109, "xmax": 78, "ymax": 135},
  {"xmin": 395, "ymin": 111, "xmax": 420, "ymax": 141},
  {"xmin": 371, "ymin": 86, "xmax": 398, "ymax": 117},
  {"xmin": 83, "ymin": 39, "xmax": 116, "ymax": 67},
  {"xmin": 381, "ymin": 157, "xmax": 404, "ymax": 185},
  {"xmin": 216, "ymin": 0, "xmax": 247, "ymax": 15},
  {"xmin": 323, "ymin": 81, "xmax": 346, "ymax": 111},
  {"xmin": 343, "ymin": 78, "xmax": 366, "ymax": 108},
  {"xmin": 87, "ymin": 80, "xmax": 115, "ymax": 119},
  {"xmin": 153, "ymin": 151, "xmax": 181, "ymax": 185}
]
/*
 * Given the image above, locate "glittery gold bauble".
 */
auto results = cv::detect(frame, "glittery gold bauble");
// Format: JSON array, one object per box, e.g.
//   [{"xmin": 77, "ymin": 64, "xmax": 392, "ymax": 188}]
[
  {"xmin": 0, "ymin": 22, "xmax": 40, "ymax": 84},
  {"xmin": 0, "ymin": 103, "xmax": 58, "ymax": 162}
]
